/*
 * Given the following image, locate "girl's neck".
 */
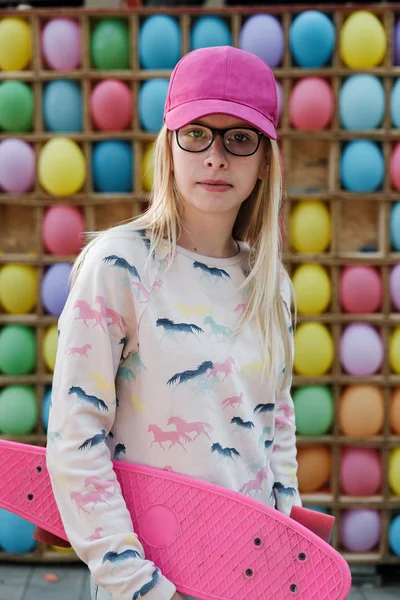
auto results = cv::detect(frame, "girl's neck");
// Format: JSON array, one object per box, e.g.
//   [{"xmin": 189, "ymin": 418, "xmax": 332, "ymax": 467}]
[{"xmin": 177, "ymin": 230, "xmax": 239, "ymax": 259}]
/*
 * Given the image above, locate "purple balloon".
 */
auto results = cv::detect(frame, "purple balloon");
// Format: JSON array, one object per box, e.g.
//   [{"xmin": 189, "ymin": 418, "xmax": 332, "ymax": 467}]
[
  {"xmin": 340, "ymin": 323, "xmax": 383, "ymax": 376},
  {"xmin": 340, "ymin": 509, "xmax": 381, "ymax": 552},
  {"xmin": 41, "ymin": 263, "xmax": 72, "ymax": 316},
  {"xmin": 395, "ymin": 20, "xmax": 400, "ymax": 65},
  {"xmin": 239, "ymin": 15, "xmax": 284, "ymax": 68},
  {"xmin": 276, "ymin": 80, "xmax": 283, "ymax": 120},
  {"xmin": 0, "ymin": 139, "xmax": 35, "ymax": 194},
  {"xmin": 42, "ymin": 18, "xmax": 82, "ymax": 71},
  {"xmin": 390, "ymin": 264, "xmax": 400, "ymax": 311}
]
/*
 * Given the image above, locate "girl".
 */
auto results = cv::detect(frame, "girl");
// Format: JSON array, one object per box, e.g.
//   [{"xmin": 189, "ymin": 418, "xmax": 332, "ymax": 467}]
[{"xmin": 46, "ymin": 45, "xmax": 301, "ymax": 600}]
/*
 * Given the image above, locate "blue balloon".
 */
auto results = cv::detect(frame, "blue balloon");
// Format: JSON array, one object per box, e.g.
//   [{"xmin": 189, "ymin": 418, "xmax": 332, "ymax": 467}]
[
  {"xmin": 139, "ymin": 79, "xmax": 169, "ymax": 132},
  {"xmin": 92, "ymin": 141, "xmax": 133, "ymax": 193},
  {"xmin": 340, "ymin": 75, "xmax": 385, "ymax": 130},
  {"xmin": 391, "ymin": 202, "xmax": 400, "ymax": 251},
  {"xmin": 139, "ymin": 15, "xmax": 181, "ymax": 69},
  {"xmin": 0, "ymin": 509, "xmax": 36, "ymax": 553},
  {"xmin": 41, "ymin": 263, "xmax": 72, "ymax": 317},
  {"xmin": 42, "ymin": 386, "xmax": 52, "ymax": 431},
  {"xmin": 191, "ymin": 16, "xmax": 232, "ymax": 50},
  {"xmin": 43, "ymin": 80, "xmax": 83, "ymax": 132},
  {"xmin": 289, "ymin": 11, "xmax": 335, "ymax": 68},
  {"xmin": 389, "ymin": 515, "xmax": 400, "ymax": 556},
  {"xmin": 340, "ymin": 141, "xmax": 384, "ymax": 192},
  {"xmin": 391, "ymin": 78, "xmax": 400, "ymax": 128}
]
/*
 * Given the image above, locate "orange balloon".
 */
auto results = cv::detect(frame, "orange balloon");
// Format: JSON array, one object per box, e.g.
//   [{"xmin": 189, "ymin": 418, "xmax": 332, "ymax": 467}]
[
  {"xmin": 391, "ymin": 387, "xmax": 400, "ymax": 435},
  {"xmin": 339, "ymin": 385, "xmax": 384, "ymax": 437},
  {"xmin": 297, "ymin": 445, "xmax": 332, "ymax": 493}
]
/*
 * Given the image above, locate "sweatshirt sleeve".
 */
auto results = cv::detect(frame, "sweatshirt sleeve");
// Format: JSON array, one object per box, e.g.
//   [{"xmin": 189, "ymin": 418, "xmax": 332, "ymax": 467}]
[
  {"xmin": 270, "ymin": 268, "xmax": 302, "ymax": 516},
  {"xmin": 46, "ymin": 237, "xmax": 176, "ymax": 600}
]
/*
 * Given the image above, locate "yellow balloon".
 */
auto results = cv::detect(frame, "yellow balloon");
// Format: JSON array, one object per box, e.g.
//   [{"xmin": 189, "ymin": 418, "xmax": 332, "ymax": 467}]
[
  {"xmin": 340, "ymin": 11, "xmax": 386, "ymax": 69},
  {"xmin": 0, "ymin": 18, "xmax": 31, "ymax": 71},
  {"xmin": 292, "ymin": 264, "xmax": 331, "ymax": 315},
  {"xmin": 142, "ymin": 143, "xmax": 155, "ymax": 191},
  {"xmin": 294, "ymin": 322, "xmax": 334, "ymax": 376},
  {"xmin": 0, "ymin": 264, "xmax": 37, "ymax": 314},
  {"xmin": 389, "ymin": 447, "xmax": 400, "ymax": 496},
  {"xmin": 50, "ymin": 545, "xmax": 76, "ymax": 554},
  {"xmin": 43, "ymin": 325, "xmax": 58, "ymax": 372},
  {"xmin": 390, "ymin": 327, "xmax": 400, "ymax": 374},
  {"xmin": 290, "ymin": 201, "xmax": 331, "ymax": 253},
  {"xmin": 39, "ymin": 138, "xmax": 86, "ymax": 197}
]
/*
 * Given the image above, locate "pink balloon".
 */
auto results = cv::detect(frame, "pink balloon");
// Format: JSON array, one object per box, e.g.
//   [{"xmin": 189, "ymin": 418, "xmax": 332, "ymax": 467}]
[
  {"xmin": 42, "ymin": 18, "xmax": 82, "ymax": 71},
  {"xmin": 340, "ymin": 509, "xmax": 381, "ymax": 552},
  {"xmin": 90, "ymin": 80, "xmax": 133, "ymax": 132},
  {"xmin": 340, "ymin": 266, "xmax": 382, "ymax": 313},
  {"xmin": 0, "ymin": 139, "xmax": 35, "ymax": 194},
  {"xmin": 391, "ymin": 143, "xmax": 400, "ymax": 191},
  {"xmin": 390, "ymin": 264, "xmax": 400, "ymax": 311},
  {"xmin": 42, "ymin": 205, "xmax": 85, "ymax": 255},
  {"xmin": 290, "ymin": 77, "xmax": 334, "ymax": 130},
  {"xmin": 340, "ymin": 448, "xmax": 382, "ymax": 496},
  {"xmin": 340, "ymin": 323, "xmax": 383, "ymax": 376}
]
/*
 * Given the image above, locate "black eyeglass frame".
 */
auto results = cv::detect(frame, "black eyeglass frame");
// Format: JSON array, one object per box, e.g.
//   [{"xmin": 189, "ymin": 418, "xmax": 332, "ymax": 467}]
[{"xmin": 175, "ymin": 123, "xmax": 265, "ymax": 157}]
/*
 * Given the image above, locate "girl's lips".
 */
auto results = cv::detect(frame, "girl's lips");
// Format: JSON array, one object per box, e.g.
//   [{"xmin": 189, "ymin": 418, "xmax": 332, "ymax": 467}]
[{"xmin": 198, "ymin": 182, "xmax": 232, "ymax": 192}]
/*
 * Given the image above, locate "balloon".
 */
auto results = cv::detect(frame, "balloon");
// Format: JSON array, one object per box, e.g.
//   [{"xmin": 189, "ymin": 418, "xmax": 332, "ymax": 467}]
[
  {"xmin": 139, "ymin": 79, "xmax": 169, "ymax": 132},
  {"xmin": 392, "ymin": 388, "xmax": 400, "ymax": 435},
  {"xmin": 340, "ymin": 11, "xmax": 386, "ymax": 68},
  {"xmin": 390, "ymin": 328, "xmax": 400, "ymax": 374},
  {"xmin": 91, "ymin": 19, "xmax": 130, "ymax": 70},
  {"xmin": 42, "ymin": 387, "xmax": 52, "ymax": 431},
  {"xmin": 41, "ymin": 18, "xmax": 81, "ymax": 71},
  {"xmin": 0, "ymin": 385, "xmax": 37, "ymax": 435},
  {"xmin": 41, "ymin": 263, "xmax": 72, "ymax": 316},
  {"xmin": 92, "ymin": 141, "xmax": 133, "ymax": 193},
  {"xmin": 293, "ymin": 385, "xmax": 334, "ymax": 436},
  {"xmin": 290, "ymin": 78, "xmax": 333, "ymax": 130},
  {"xmin": 38, "ymin": 138, "xmax": 86, "ymax": 196},
  {"xmin": 395, "ymin": 20, "xmax": 400, "ymax": 65},
  {"xmin": 0, "ymin": 510, "xmax": 36, "ymax": 553},
  {"xmin": 391, "ymin": 78, "xmax": 400, "ymax": 128},
  {"xmin": 340, "ymin": 509, "xmax": 381, "ymax": 552},
  {"xmin": 0, "ymin": 264, "xmax": 37, "ymax": 314},
  {"xmin": 340, "ymin": 265, "xmax": 382, "ymax": 313},
  {"xmin": 389, "ymin": 448, "xmax": 400, "ymax": 496},
  {"xmin": 339, "ymin": 385, "xmax": 384, "ymax": 437},
  {"xmin": 340, "ymin": 324, "xmax": 383, "ymax": 376},
  {"xmin": 297, "ymin": 446, "xmax": 332, "ymax": 493},
  {"xmin": 90, "ymin": 79, "xmax": 132, "ymax": 132},
  {"xmin": 389, "ymin": 515, "xmax": 400, "ymax": 556},
  {"xmin": 0, "ymin": 80, "xmax": 33, "ymax": 132},
  {"xmin": 0, "ymin": 325, "xmax": 36, "ymax": 375},
  {"xmin": 391, "ymin": 202, "xmax": 400, "ymax": 251},
  {"xmin": 142, "ymin": 143, "xmax": 155, "ymax": 192},
  {"xmin": 276, "ymin": 81, "xmax": 283, "ymax": 121},
  {"xmin": 43, "ymin": 80, "xmax": 83, "ymax": 132},
  {"xmin": 391, "ymin": 264, "xmax": 400, "ymax": 311},
  {"xmin": 0, "ymin": 139, "xmax": 35, "ymax": 194},
  {"xmin": 294, "ymin": 322, "xmax": 334, "ymax": 376},
  {"xmin": 340, "ymin": 448, "xmax": 382, "ymax": 496},
  {"xmin": 340, "ymin": 75, "xmax": 385, "ymax": 130},
  {"xmin": 139, "ymin": 15, "xmax": 181, "ymax": 69},
  {"xmin": 0, "ymin": 18, "xmax": 31, "ymax": 71},
  {"xmin": 289, "ymin": 11, "xmax": 335, "ymax": 68},
  {"xmin": 290, "ymin": 200, "xmax": 331, "ymax": 253},
  {"xmin": 239, "ymin": 14, "xmax": 284, "ymax": 68},
  {"xmin": 43, "ymin": 325, "xmax": 58, "ymax": 372},
  {"xmin": 340, "ymin": 140, "xmax": 384, "ymax": 192},
  {"xmin": 292, "ymin": 264, "xmax": 331, "ymax": 314},
  {"xmin": 391, "ymin": 143, "xmax": 400, "ymax": 191},
  {"xmin": 43, "ymin": 205, "xmax": 85, "ymax": 255},
  {"xmin": 191, "ymin": 16, "xmax": 232, "ymax": 50}
]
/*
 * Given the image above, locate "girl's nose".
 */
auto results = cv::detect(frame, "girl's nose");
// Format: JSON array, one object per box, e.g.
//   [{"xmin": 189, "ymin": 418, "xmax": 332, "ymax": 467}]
[{"xmin": 203, "ymin": 135, "xmax": 228, "ymax": 169}]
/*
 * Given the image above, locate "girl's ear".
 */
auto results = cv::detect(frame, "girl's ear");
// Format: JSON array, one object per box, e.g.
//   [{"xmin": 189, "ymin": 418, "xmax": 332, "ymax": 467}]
[{"xmin": 258, "ymin": 141, "xmax": 271, "ymax": 180}]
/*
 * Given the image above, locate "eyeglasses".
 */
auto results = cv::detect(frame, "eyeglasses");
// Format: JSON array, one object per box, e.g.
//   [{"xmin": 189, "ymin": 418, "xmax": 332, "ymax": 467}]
[{"xmin": 176, "ymin": 123, "xmax": 264, "ymax": 157}]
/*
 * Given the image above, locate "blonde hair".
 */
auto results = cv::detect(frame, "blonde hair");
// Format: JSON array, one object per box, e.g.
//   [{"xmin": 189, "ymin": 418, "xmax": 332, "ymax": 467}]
[{"xmin": 71, "ymin": 125, "xmax": 295, "ymax": 394}]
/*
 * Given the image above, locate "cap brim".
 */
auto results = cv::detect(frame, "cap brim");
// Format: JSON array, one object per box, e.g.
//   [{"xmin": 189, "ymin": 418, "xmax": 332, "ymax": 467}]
[{"xmin": 164, "ymin": 98, "xmax": 277, "ymax": 140}]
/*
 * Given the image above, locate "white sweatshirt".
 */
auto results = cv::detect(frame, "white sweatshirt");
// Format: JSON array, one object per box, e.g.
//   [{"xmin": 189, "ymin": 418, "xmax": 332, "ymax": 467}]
[{"xmin": 46, "ymin": 229, "xmax": 301, "ymax": 600}]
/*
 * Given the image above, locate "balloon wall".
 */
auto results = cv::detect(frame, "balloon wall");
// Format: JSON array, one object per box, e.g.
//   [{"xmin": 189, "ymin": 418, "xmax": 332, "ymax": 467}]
[{"xmin": 0, "ymin": 4, "xmax": 399, "ymax": 566}]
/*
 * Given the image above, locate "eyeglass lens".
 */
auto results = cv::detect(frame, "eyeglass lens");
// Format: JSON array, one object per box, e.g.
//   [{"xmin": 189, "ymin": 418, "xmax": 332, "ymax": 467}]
[{"xmin": 177, "ymin": 125, "xmax": 260, "ymax": 156}]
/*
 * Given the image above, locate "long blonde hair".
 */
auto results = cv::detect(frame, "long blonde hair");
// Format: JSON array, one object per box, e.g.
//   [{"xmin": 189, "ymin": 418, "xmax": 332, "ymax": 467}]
[{"xmin": 71, "ymin": 125, "xmax": 295, "ymax": 394}]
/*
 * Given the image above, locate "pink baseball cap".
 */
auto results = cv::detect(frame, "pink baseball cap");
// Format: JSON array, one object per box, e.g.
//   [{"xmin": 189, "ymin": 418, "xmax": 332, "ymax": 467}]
[{"xmin": 164, "ymin": 46, "xmax": 278, "ymax": 140}]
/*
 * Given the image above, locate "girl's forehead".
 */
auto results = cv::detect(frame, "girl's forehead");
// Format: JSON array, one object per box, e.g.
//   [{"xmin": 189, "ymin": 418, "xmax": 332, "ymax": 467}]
[{"xmin": 194, "ymin": 114, "xmax": 253, "ymax": 128}]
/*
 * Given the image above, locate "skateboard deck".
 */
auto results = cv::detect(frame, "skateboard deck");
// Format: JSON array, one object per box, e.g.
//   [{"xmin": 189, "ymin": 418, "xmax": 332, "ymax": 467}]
[{"xmin": 0, "ymin": 440, "xmax": 351, "ymax": 599}]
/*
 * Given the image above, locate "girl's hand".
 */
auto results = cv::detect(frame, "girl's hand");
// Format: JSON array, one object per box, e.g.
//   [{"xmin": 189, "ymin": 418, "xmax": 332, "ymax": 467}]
[{"xmin": 171, "ymin": 593, "xmax": 185, "ymax": 600}]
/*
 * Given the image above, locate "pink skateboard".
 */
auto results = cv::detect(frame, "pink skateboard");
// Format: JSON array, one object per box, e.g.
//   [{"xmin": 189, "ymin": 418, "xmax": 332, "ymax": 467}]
[{"xmin": 0, "ymin": 440, "xmax": 351, "ymax": 599}]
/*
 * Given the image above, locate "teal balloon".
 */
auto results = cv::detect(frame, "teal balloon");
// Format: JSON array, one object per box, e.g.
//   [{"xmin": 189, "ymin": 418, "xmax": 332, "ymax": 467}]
[
  {"xmin": 293, "ymin": 385, "xmax": 334, "ymax": 435},
  {"xmin": 91, "ymin": 19, "xmax": 130, "ymax": 70},
  {"xmin": 391, "ymin": 202, "xmax": 400, "ymax": 251},
  {"xmin": 139, "ymin": 15, "xmax": 181, "ymax": 69},
  {"xmin": 139, "ymin": 79, "xmax": 169, "ymax": 132},
  {"xmin": 340, "ymin": 140, "xmax": 384, "ymax": 192},
  {"xmin": 43, "ymin": 80, "xmax": 83, "ymax": 132},
  {"xmin": 0, "ymin": 325, "xmax": 36, "ymax": 375},
  {"xmin": 0, "ymin": 80, "xmax": 33, "ymax": 132},
  {"xmin": 289, "ymin": 11, "xmax": 335, "ymax": 68},
  {"xmin": 191, "ymin": 16, "xmax": 232, "ymax": 50},
  {"xmin": 92, "ymin": 141, "xmax": 133, "ymax": 193},
  {"xmin": 0, "ymin": 510, "xmax": 36, "ymax": 553},
  {"xmin": 340, "ymin": 75, "xmax": 385, "ymax": 130},
  {"xmin": 0, "ymin": 385, "xmax": 37, "ymax": 435},
  {"xmin": 391, "ymin": 78, "xmax": 400, "ymax": 128}
]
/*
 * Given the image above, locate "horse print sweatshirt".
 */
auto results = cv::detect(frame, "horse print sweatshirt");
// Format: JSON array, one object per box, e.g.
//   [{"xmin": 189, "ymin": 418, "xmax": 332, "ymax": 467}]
[{"xmin": 46, "ymin": 229, "xmax": 302, "ymax": 600}]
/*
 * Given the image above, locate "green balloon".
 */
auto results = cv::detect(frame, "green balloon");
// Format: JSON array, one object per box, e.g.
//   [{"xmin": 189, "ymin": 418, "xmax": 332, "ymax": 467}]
[
  {"xmin": 293, "ymin": 385, "xmax": 334, "ymax": 436},
  {"xmin": 91, "ymin": 19, "xmax": 130, "ymax": 70},
  {"xmin": 0, "ymin": 325, "xmax": 36, "ymax": 375},
  {"xmin": 0, "ymin": 385, "xmax": 37, "ymax": 435},
  {"xmin": 0, "ymin": 81, "xmax": 33, "ymax": 132}
]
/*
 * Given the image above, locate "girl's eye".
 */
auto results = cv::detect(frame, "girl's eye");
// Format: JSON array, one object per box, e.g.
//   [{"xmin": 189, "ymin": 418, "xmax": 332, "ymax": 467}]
[
  {"xmin": 232, "ymin": 132, "xmax": 249, "ymax": 143},
  {"xmin": 189, "ymin": 129, "xmax": 206, "ymax": 138}
]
